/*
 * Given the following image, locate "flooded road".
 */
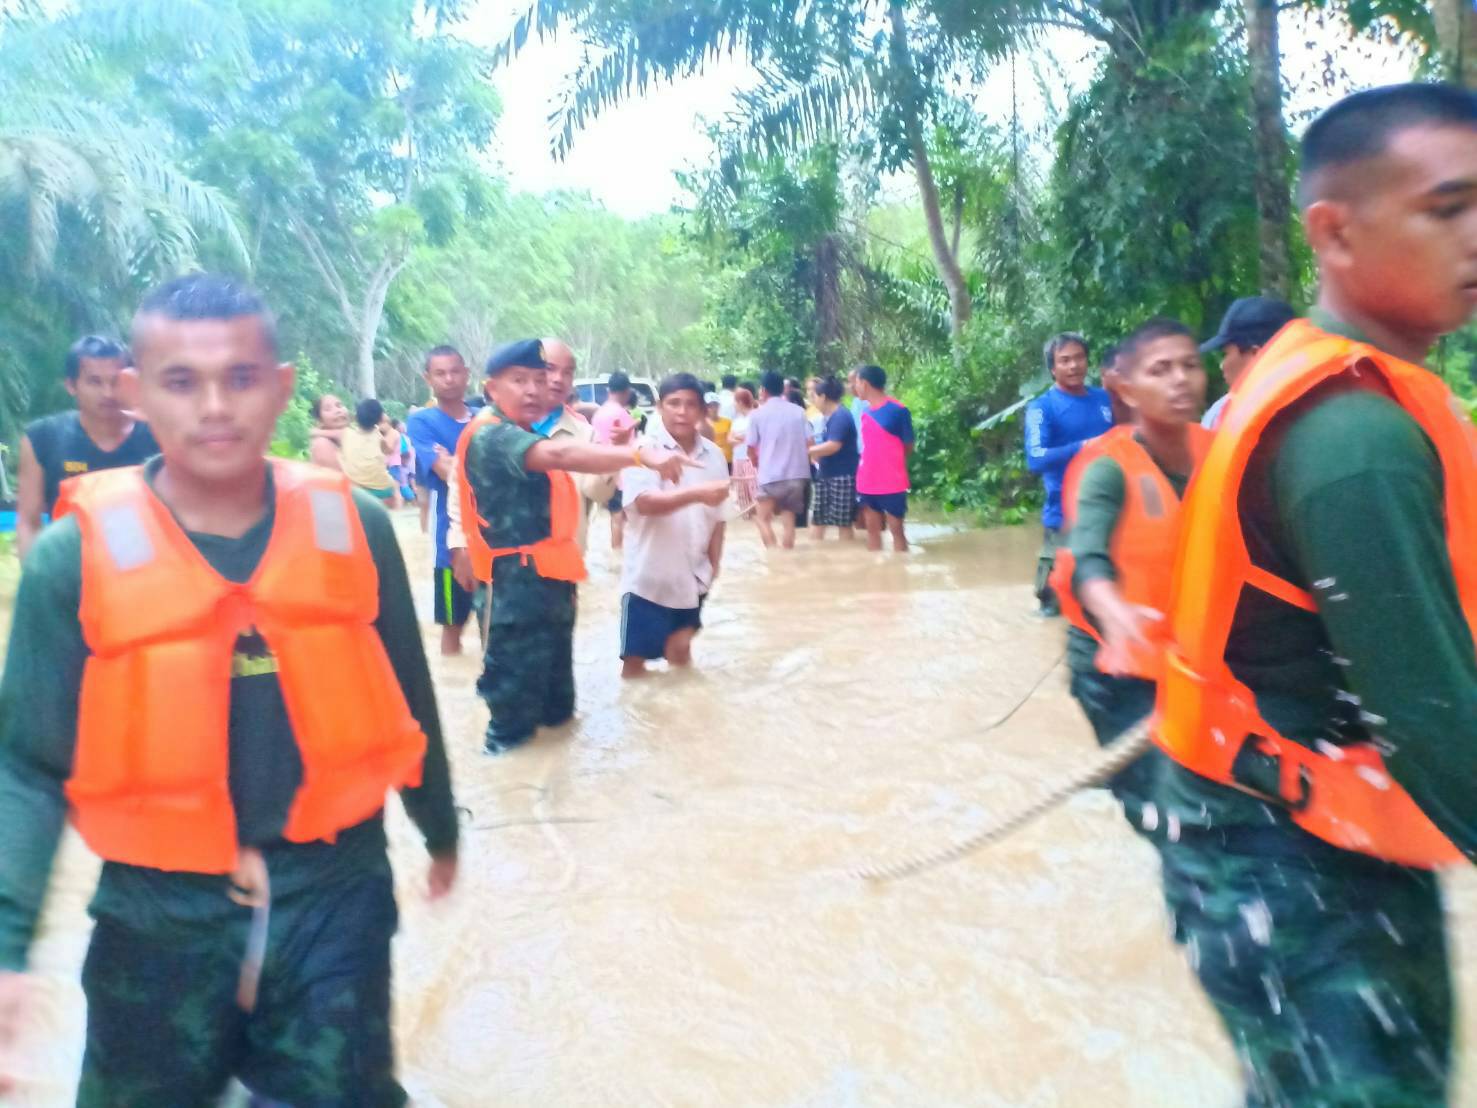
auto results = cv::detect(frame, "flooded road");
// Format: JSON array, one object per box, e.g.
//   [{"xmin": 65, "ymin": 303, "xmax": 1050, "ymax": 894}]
[{"xmin": 8, "ymin": 515, "xmax": 1477, "ymax": 1106}]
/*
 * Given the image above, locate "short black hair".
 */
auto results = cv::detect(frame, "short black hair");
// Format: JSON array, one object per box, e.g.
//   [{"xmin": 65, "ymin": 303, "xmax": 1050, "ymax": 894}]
[
  {"xmin": 857, "ymin": 364, "xmax": 887, "ymax": 391},
  {"xmin": 134, "ymin": 273, "xmax": 276, "ymax": 354},
  {"xmin": 761, "ymin": 369, "xmax": 785, "ymax": 396},
  {"xmin": 425, "ymin": 344, "xmax": 463, "ymax": 369},
  {"xmin": 721, "ymin": 373, "xmax": 738, "ymax": 390},
  {"xmin": 1042, "ymin": 332, "xmax": 1089, "ymax": 374},
  {"xmin": 818, "ymin": 375, "xmax": 844, "ymax": 402},
  {"xmin": 355, "ymin": 397, "xmax": 384, "ymax": 430},
  {"xmin": 1118, "ymin": 317, "xmax": 1196, "ymax": 374},
  {"xmin": 1300, "ymin": 82, "xmax": 1477, "ymax": 206},
  {"xmin": 739, "ymin": 379, "xmax": 758, "ymax": 396},
  {"xmin": 64, "ymin": 335, "xmax": 127, "ymax": 380},
  {"xmin": 608, "ymin": 370, "xmax": 632, "ymax": 394},
  {"xmin": 658, "ymin": 372, "xmax": 704, "ymax": 402},
  {"xmin": 786, "ymin": 387, "xmax": 804, "ymax": 406},
  {"xmin": 1099, "ymin": 342, "xmax": 1120, "ymax": 372}
]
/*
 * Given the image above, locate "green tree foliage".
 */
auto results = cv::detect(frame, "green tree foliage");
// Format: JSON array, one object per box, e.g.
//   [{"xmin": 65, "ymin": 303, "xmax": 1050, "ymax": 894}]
[
  {"xmin": 1048, "ymin": 23, "xmax": 1269, "ymax": 341},
  {"xmin": 136, "ymin": 0, "xmax": 500, "ymax": 398},
  {"xmin": 0, "ymin": 0, "xmax": 248, "ymax": 443}
]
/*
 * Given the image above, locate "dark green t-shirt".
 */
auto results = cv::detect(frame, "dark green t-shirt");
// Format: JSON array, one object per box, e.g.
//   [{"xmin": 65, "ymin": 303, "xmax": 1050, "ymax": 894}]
[
  {"xmin": 25, "ymin": 411, "xmax": 159, "ymax": 515},
  {"xmin": 464, "ymin": 404, "xmax": 576, "ymax": 626},
  {"xmin": 0, "ymin": 460, "xmax": 458, "ymax": 969},
  {"xmin": 1158, "ymin": 317, "xmax": 1477, "ymax": 855},
  {"xmin": 1063, "ymin": 442, "xmax": 1191, "ymax": 676}
]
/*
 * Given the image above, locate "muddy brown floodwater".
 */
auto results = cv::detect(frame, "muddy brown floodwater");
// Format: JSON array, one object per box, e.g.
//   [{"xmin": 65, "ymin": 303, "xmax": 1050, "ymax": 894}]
[{"xmin": 7, "ymin": 514, "xmax": 1477, "ymax": 1106}]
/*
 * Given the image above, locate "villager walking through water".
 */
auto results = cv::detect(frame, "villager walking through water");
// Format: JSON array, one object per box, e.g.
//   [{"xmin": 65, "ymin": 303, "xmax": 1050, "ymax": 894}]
[
  {"xmin": 1025, "ymin": 334, "xmax": 1113, "ymax": 615},
  {"xmin": 618, "ymin": 373, "xmax": 730, "ymax": 677},
  {"xmin": 406, "ymin": 347, "xmax": 476, "ymax": 656}
]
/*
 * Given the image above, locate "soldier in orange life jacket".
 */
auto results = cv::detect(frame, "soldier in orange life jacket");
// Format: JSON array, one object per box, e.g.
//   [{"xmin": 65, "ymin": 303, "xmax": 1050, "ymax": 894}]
[
  {"xmin": 456, "ymin": 339, "xmax": 696, "ymax": 755},
  {"xmin": 1150, "ymin": 85, "xmax": 1477, "ymax": 1105},
  {"xmin": 1050, "ymin": 318, "xmax": 1209, "ymax": 837},
  {"xmin": 0, "ymin": 275, "xmax": 459, "ymax": 1106}
]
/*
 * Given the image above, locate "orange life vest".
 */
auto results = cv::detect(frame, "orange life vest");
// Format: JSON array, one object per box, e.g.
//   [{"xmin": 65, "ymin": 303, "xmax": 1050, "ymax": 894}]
[
  {"xmin": 54, "ymin": 461, "xmax": 427, "ymax": 875},
  {"xmin": 1155, "ymin": 319, "xmax": 1477, "ymax": 868},
  {"xmin": 1050, "ymin": 424, "xmax": 1211, "ymax": 680},
  {"xmin": 454, "ymin": 407, "xmax": 588, "ymax": 586}
]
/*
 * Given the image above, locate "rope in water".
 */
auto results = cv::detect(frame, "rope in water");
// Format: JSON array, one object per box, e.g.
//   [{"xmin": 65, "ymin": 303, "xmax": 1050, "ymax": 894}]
[{"xmin": 853, "ymin": 717, "xmax": 1153, "ymax": 884}]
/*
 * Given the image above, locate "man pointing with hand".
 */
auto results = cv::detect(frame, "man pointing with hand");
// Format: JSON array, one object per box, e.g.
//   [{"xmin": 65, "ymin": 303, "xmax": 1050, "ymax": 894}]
[{"xmin": 455, "ymin": 339, "xmax": 699, "ymax": 754}]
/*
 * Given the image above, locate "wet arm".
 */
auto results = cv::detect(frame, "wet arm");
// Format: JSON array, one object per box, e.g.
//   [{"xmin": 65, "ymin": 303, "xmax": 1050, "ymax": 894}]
[
  {"xmin": 525, "ymin": 437, "xmax": 642, "ymax": 476},
  {"xmin": 14, "ymin": 436, "xmax": 43, "ymax": 561},
  {"xmin": 0, "ymin": 522, "xmax": 86, "ymax": 970},
  {"xmin": 1025, "ymin": 402, "xmax": 1080, "ymax": 476},
  {"xmin": 627, "ymin": 485, "xmax": 715, "ymax": 516},
  {"xmin": 1280, "ymin": 454, "xmax": 1477, "ymax": 856},
  {"xmin": 356, "ymin": 497, "xmax": 458, "ymax": 857},
  {"xmin": 708, "ymin": 522, "xmax": 726, "ymax": 579}
]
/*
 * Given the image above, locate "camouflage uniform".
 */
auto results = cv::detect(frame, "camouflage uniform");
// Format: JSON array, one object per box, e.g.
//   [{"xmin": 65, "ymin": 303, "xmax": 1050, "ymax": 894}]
[
  {"xmin": 76, "ymin": 869, "xmax": 404, "ymax": 1108},
  {"xmin": 464, "ymin": 408, "xmax": 578, "ymax": 749},
  {"xmin": 1157, "ymin": 784, "xmax": 1450, "ymax": 1108},
  {"xmin": 1066, "ymin": 663, "xmax": 1165, "ymax": 841}
]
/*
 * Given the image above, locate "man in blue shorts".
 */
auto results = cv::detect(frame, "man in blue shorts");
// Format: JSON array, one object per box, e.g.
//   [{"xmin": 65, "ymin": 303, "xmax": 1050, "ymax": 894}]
[
  {"xmin": 852, "ymin": 365, "xmax": 913, "ymax": 553},
  {"xmin": 406, "ymin": 345, "xmax": 475, "ymax": 655}
]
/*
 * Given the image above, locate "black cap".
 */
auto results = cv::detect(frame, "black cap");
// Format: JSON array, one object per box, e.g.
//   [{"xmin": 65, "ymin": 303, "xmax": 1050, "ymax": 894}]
[
  {"xmin": 1201, "ymin": 297, "xmax": 1297, "ymax": 353},
  {"xmin": 484, "ymin": 339, "xmax": 547, "ymax": 377}
]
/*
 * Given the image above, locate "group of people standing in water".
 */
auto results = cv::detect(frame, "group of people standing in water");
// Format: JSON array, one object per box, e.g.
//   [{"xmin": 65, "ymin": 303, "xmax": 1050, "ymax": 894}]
[{"xmin": 1, "ymin": 80, "xmax": 1477, "ymax": 1107}]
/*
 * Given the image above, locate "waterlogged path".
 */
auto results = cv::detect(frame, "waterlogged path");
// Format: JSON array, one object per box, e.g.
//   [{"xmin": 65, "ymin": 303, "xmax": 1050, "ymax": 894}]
[{"xmin": 8, "ymin": 516, "xmax": 1477, "ymax": 1105}]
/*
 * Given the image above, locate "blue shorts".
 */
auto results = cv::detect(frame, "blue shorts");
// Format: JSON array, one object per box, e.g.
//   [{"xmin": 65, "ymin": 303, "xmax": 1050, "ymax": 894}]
[
  {"xmin": 620, "ymin": 592, "xmax": 704, "ymax": 660},
  {"xmin": 858, "ymin": 491, "xmax": 908, "ymax": 519}
]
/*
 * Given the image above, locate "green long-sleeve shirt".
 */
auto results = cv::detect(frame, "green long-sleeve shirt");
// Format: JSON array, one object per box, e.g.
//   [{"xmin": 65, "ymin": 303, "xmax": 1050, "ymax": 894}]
[
  {"xmin": 1160, "ymin": 314, "xmax": 1477, "ymax": 855},
  {"xmin": 1063, "ymin": 443, "xmax": 1190, "ymax": 676},
  {"xmin": 0, "ymin": 460, "xmax": 458, "ymax": 970}
]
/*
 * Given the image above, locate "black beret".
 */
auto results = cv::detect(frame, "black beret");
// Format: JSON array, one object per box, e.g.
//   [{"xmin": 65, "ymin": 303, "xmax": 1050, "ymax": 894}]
[{"xmin": 484, "ymin": 339, "xmax": 548, "ymax": 376}]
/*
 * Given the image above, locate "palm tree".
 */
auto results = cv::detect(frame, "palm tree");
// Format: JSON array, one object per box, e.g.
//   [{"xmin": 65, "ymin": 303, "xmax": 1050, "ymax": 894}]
[{"xmin": 0, "ymin": 0, "xmax": 248, "ymax": 436}]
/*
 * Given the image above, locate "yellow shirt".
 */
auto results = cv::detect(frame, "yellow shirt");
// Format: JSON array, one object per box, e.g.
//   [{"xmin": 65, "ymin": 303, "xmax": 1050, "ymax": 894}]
[
  {"xmin": 340, "ymin": 425, "xmax": 393, "ymax": 490},
  {"xmin": 710, "ymin": 417, "xmax": 733, "ymax": 462}
]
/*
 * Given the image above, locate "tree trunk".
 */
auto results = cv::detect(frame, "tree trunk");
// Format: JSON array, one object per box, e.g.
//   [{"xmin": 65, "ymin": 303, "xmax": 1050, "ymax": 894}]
[
  {"xmin": 888, "ymin": 3, "xmax": 971, "ymax": 350},
  {"xmin": 355, "ymin": 253, "xmax": 409, "ymax": 399},
  {"xmin": 1245, "ymin": 0, "xmax": 1290, "ymax": 299},
  {"xmin": 1434, "ymin": 0, "xmax": 1477, "ymax": 86},
  {"xmin": 814, "ymin": 233, "xmax": 843, "ymax": 377}
]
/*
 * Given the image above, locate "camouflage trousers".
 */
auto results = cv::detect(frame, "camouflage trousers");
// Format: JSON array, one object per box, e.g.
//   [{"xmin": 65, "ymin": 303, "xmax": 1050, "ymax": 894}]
[
  {"xmin": 1160, "ymin": 823, "xmax": 1451, "ymax": 1107},
  {"xmin": 477, "ymin": 618, "xmax": 576, "ymax": 746},
  {"xmin": 1068, "ymin": 668, "xmax": 1163, "ymax": 838},
  {"xmin": 76, "ymin": 871, "xmax": 404, "ymax": 1108}
]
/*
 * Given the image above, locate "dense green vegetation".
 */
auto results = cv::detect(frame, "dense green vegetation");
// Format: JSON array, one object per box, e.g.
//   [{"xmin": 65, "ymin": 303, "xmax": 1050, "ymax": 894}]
[{"xmin": 0, "ymin": 0, "xmax": 1467, "ymax": 520}]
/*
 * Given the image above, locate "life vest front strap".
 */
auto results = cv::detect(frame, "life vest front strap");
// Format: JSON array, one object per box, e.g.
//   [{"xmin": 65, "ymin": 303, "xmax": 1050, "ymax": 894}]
[{"xmin": 1155, "ymin": 652, "xmax": 1463, "ymax": 869}]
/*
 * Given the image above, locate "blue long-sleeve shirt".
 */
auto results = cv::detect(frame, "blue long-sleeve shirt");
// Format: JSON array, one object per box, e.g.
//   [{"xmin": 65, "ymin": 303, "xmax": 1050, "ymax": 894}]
[{"xmin": 1025, "ymin": 385, "xmax": 1113, "ymax": 529}]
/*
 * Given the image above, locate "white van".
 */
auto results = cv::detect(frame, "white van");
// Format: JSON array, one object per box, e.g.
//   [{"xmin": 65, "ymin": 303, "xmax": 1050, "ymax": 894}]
[{"xmin": 572, "ymin": 377, "xmax": 657, "ymax": 412}]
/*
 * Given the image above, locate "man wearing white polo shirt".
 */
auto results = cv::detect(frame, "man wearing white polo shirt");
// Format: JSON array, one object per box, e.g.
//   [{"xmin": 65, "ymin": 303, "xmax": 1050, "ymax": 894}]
[{"xmin": 619, "ymin": 372, "xmax": 731, "ymax": 677}]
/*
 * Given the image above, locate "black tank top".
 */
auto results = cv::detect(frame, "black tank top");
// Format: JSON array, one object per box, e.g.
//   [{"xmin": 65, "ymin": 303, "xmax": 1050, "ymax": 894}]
[{"xmin": 25, "ymin": 411, "xmax": 159, "ymax": 515}]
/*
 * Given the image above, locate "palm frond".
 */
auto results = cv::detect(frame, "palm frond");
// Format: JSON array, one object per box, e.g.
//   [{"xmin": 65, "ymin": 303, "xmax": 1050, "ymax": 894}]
[
  {"xmin": 0, "ymin": 0, "xmax": 250, "ymax": 86},
  {"xmin": 721, "ymin": 65, "xmax": 872, "ymax": 177}
]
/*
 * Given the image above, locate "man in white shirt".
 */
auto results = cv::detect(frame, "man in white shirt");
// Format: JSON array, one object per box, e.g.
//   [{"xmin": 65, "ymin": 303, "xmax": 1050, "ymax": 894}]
[
  {"xmin": 619, "ymin": 372, "xmax": 731, "ymax": 677},
  {"xmin": 717, "ymin": 373, "xmax": 738, "ymax": 420}
]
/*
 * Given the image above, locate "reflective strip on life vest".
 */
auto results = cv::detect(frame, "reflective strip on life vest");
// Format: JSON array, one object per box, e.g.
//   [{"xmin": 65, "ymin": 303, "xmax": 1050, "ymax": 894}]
[{"xmin": 97, "ymin": 502, "xmax": 155, "ymax": 572}]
